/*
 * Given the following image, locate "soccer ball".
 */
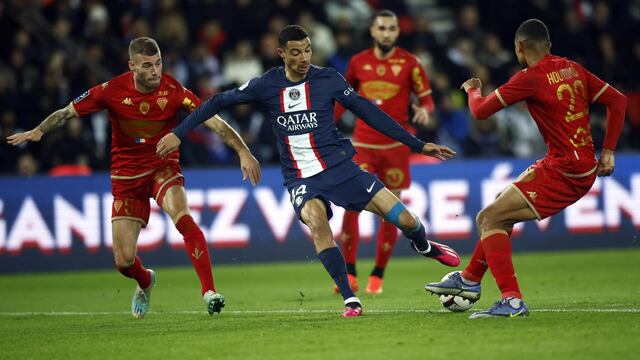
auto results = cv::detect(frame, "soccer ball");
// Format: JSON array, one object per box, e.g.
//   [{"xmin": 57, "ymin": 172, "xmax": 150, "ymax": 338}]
[
  {"xmin": 437, "ymin": 272, "xmax": 476, "ymax": 312},
  {"xmin": 439, "ymin": 294, "xmax": 475, "ymax": 312}
]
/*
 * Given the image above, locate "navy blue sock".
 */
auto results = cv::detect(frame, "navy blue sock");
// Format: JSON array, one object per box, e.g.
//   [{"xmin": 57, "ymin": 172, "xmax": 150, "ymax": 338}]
[
  {"xmin": 318, "ymin": 247, "xmax": 356, "ymax": 301},
  {"xmin": 403, "ymin": 219, "xmax": 428, "ymax": 252}
]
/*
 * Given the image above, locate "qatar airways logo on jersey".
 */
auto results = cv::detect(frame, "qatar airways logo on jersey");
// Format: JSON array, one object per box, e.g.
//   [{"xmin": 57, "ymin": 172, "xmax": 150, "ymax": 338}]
[{"xmin": 276, "ymin": 112, "xmax": 318, "ymax": 131}]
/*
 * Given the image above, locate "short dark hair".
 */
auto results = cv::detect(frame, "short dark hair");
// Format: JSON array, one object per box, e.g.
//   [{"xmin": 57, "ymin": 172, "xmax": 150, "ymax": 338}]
[
  {"xmin": 128, "ymin": 37, "xmax": 160, "ymax": 59},
  {"xmin": 370, "ymin": 9, "xmax": 397, "ymax": 26},
  {"xmin": 278, "ymin": 25, "xmax": 309, "ymax": 48},
  {"xmin": 515, "ymin": 19, "xmax": 550, "ymax": 45}
]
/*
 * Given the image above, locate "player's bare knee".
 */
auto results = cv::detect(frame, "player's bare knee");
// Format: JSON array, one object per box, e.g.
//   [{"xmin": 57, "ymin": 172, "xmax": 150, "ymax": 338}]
[
  {"xmin": 475, "ymin": 209, "xmax": 486, "ymax": 229},
  {"xmin": 476, "ymin": 207, "xmax": 496, "ymax": 233},
  {"xmin": 477, "ymin": 207, "xmax": 512, "ymax": 233},
  {"xmin": 301, "ymin": 202, "xmax": 326, "ymax": 227},
  {"xmin": 114, "ymin": 252, "xmax": 135, "ymax": 269},
  {"xmin": 305, "ymin": 215, "xmax": 328, "ymax": 235},
  {"xmin": 169, "ymin": 209, "xmax": 191, "ymax": 225},
  {"xmin": 497, "ymin": 218, "xmax": 517, "ymax": 231}
]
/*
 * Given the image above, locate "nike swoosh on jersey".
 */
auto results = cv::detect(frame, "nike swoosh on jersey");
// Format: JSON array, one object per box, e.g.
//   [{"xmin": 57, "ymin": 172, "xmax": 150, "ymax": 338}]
[
  {"xmin": 366, "ymin": 182, "xmax": 376, "ymax": 193},
  {"xmin": 288, "ymin": 102, "xmax": 301, "ymax": 109}
]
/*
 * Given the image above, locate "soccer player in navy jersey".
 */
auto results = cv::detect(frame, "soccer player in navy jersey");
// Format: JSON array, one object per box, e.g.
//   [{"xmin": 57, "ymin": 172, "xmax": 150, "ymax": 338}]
[{"xmin": 157, "ymin": 25, "xmax": 460, "ymax": 317}]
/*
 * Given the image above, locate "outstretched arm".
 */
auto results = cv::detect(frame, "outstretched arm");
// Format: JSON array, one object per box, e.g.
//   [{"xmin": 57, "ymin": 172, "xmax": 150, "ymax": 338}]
[
  {"xmin": 593, "ymin": 85, "xmax": 627, "ymax": 177},
  {"xmin": 347, "ymin": 95, "xmax": 455, "ymax": 160},
  {"xmin": 157, "ymin": 77, "xmax": 263, "ymax": 158},
  {"xmin": 7, "ymin": 104, "xmax": 76, "ymax": 145},
  {"xmin": 203, "ymin": 115, "xmax": 261, "ymax": 186},
  {"xmin": 461, "ymin": 78, "xmax": 504, "ymax": 120}
]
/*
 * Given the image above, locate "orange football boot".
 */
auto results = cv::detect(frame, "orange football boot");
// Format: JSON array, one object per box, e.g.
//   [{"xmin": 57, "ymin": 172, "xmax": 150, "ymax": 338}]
[{"xmin": 365, "ymin": 275, "xmax": 383, "ymax": 294}]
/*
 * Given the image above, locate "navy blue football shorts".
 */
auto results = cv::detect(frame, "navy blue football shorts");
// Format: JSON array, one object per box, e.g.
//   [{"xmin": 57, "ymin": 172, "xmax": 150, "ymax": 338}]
[{"xmin": 286, "ymin": 160, "xmax": 386, "ymax": 221}]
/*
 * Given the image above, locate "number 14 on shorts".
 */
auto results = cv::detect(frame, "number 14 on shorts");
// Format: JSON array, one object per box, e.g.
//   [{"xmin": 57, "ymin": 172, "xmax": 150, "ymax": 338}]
[{"xmin": 290, "ymin": 185, "xmax": 307, "ymax": 207}]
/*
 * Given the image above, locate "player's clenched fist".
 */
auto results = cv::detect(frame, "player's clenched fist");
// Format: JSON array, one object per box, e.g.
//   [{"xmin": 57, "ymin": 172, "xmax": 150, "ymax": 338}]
[
  {"xmin": 596, "ymin": 149, "xmax": 615, "ymax": 177},
  {"xmin": 460, "ymin": 78, "xmax": 482, "ymax": 92},
  {"xmin": 422, "ymin": 143, "xmax": 456, "ymax": 161},
  {"xmin": 156, "ymin": 132, "xmax": 181, "ymax": 158}
]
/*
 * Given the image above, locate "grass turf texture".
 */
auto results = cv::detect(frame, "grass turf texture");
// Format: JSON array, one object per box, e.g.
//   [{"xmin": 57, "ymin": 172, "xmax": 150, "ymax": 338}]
[{"xmin": 1, "ymin": 248, "xmax": 639, "ymax": 359}]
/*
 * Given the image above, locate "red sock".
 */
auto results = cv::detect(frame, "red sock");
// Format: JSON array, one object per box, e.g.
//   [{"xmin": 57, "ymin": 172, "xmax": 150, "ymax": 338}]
[
  {"xmin": 462, "ymin": 229, "xmax": 513, "ymax": 283},
  {"xmin": 482, "ymin": 231, "xmax": 521, "ymax": 299},
  {"xmin": 176, "ymin": 215, "xmax": 215, "ymax": 295},
  {"xmin": 374, "ymin": 220, "xmax": 398, "ymax": 269},
  {"xmin": 341, "ymin": 211, "xmax": 360, "ymax": 269},
  {"xmin": 461, "ymin": 240, "xmax": 487, "ymax": 283},
  {"xmin": 118, "ymin": 256, "xmax": 151, "ymax": 289}
]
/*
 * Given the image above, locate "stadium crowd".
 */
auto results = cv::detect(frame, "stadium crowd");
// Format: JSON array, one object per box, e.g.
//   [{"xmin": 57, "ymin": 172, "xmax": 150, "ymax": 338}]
[{"xmin": 0, "ymin": 0, "xmax": 638, "ymax": 176}]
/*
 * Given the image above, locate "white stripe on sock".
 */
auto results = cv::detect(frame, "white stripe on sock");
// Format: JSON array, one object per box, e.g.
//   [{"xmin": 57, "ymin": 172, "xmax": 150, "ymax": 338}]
[{"xmin": 344, "ymin": 297, "xmax": 360, "ymax": 305}]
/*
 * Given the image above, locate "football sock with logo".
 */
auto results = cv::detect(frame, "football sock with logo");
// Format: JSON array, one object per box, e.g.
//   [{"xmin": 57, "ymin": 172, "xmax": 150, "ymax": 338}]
[
  {"xmin": 176, "ymin": 215, "xmax": 215, "ymax": 295},
  {"xmin": 482, "ymin": 231, "xmax": 522, "ymax": 299},
  {"xmin": 373, "ymin": 220, "xmax": 399, "ymax": 275},
  {"xmin": 118, "ymin": 256, "xmax": 151, "ymax": 289},
  {"xmin": 341, "ymin": 210, "xmax": 360, "ymax": 274},
  {"xmin": 318, "ymin": 247, "xmax": 356, "ymax": 301},
  {"xmin": 385, "ymin": 202, "xmax": 429, "ymax": 251}
]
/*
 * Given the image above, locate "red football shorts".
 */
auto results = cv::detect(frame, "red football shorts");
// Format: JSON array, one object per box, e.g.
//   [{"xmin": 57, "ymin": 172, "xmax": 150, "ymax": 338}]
[
  {"xmin": 353, "ymin": 144, "xmax": 411, "ymax": 191},
  {"xmin": 111, "ymin": 161, "xmax": 185, "ymax": 226},
  {"xmin": 512, "ymin": 160, "xmax": 596, "ymax": 220}
]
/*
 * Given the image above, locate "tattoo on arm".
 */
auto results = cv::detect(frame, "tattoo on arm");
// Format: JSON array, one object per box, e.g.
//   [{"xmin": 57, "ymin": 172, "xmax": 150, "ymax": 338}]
[
  {"xmin": 36, "ymin": 106, "xmax": 75, "ymax": 134},
  {"xmin": 204, "ymin": 116, "xmax": 250, "ymax": 154}
]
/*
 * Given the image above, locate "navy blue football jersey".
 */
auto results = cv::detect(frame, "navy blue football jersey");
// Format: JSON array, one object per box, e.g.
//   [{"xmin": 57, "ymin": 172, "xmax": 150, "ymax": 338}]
[{"xmin": 174, "ymin": 65, "xmax": 425, "ymax": 185}]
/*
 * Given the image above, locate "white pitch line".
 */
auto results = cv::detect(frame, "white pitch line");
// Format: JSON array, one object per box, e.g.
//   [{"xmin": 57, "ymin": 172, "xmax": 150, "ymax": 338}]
[{"xmin": 1, "ymin": 308, "xmax": 640, "ymax": 316}]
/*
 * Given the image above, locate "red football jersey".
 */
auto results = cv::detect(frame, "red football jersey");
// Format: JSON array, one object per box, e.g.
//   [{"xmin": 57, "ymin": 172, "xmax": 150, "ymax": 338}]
[
  {"xmin": 341, "ymin": 47, "xmax": 434, "ymax": 146},
  {"xmin": 70, "ymin": 72, "xmax": 201, "ymax": 178},
  {"xmin": 494, "ymin": 54, "xmax": 608, "ymax": 175}
]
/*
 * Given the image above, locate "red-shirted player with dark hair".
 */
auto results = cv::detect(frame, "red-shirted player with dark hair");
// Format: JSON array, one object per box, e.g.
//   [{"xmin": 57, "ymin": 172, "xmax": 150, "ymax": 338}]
[
  {"xmin": 7, "ymin": 37, "xmax": 261, "ymax": 319},
  {"xmin": 334, "ymin": 10, "xmax": 436, "ymax": 294},
  {"xmin": 426, "ymin": 19, "xmax": 627, "ymax": 318}
]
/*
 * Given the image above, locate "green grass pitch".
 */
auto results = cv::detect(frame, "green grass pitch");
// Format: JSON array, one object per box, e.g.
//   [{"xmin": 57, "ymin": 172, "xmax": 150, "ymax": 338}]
[{"xmin": 1, "ymin": 248, "xmax": 639, "ymax": 359}]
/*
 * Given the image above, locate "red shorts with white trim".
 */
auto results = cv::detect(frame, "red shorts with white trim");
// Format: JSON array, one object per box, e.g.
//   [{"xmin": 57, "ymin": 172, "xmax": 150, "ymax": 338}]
[
  {"xmin": 111, "ymin": 161, "xmax": 184, "ymax": 226},
  {"xmin": 512, "ymin": 160, "xmax": 596, "ymax": 220},
  {"xmin": 353, "ymin": 144, "xmax": 411, "ymax": 191}
]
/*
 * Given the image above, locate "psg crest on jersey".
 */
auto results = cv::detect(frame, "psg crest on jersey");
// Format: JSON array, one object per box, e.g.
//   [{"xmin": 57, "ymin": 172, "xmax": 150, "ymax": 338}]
[{"xmin": 288, "ymin": 88, "xmax": 300, "ymax": 100}]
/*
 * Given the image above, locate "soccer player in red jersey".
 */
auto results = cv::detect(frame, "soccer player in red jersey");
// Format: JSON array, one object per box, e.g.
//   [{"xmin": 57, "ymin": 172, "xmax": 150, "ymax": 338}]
[
  {"xmin": 7, "ymin": 37, "xmax": 261, "ymax": 318},
  {"xmin": 425, "ymin": 19, "xmax": 627, "ymax": 318},
  {"xmin": 335, "ymin": 10, "xmax": 435, "ymax": 294}
]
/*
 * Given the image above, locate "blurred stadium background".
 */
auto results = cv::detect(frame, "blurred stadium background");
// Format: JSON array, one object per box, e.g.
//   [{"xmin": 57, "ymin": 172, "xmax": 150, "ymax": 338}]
[{"xmin": 0, "ymin": 0, "xmax": 639, "ymax": 273}]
